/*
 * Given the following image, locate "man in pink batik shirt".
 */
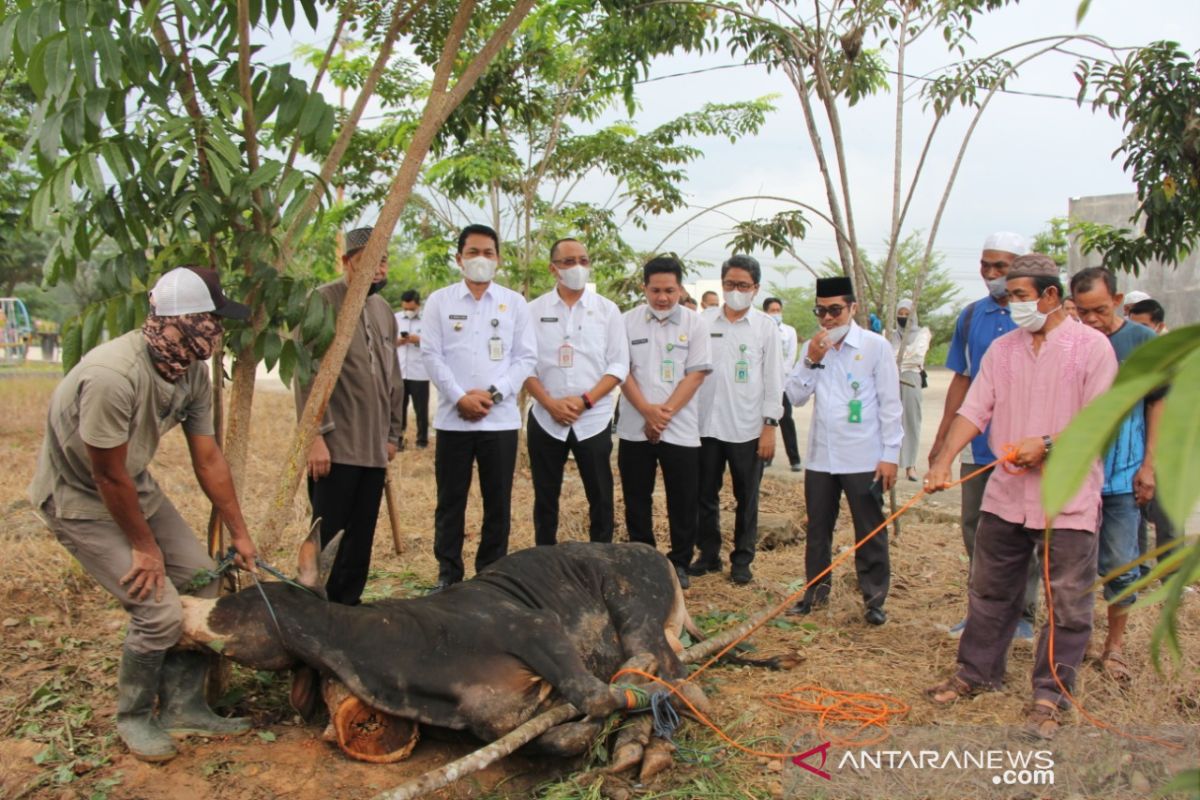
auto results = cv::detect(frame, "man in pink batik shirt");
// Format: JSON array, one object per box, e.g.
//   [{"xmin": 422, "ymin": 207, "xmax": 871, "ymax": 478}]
[{"xmin": 921, "ymin": 254, "xmax": 1117, "ymax": 741}]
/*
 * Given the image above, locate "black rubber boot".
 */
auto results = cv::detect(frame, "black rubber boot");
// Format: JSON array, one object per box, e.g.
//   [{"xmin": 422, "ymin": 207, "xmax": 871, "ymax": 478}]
[
  {"xmin": 158, "ymin": 650, "xmax": 251, "ymax": 737},
  {"xmin": 116, "ymin": 647, "xmax": 177, "ymax": 762}
]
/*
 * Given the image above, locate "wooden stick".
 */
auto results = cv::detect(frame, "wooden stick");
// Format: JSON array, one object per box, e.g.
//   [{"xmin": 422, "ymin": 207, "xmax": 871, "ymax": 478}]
[
  {"xmin": 371, "ymin": 703, "xmax": 579, "ymax": 800},
  {"xmin": 384, "ymin": 466, "xmax": 404, "ymax": 555}
]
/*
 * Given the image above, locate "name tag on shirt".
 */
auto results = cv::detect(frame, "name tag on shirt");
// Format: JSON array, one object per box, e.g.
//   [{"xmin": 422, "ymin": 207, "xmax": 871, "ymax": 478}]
[
  {"xmin": 489, "ymin": 336, "xmax": 503, "ymax": 360},
  {"xmin": 661, "ymin": 358, "xmax": 675, "ymax": 383},
  {"xmin": 631, "ymin": 338, "xmax": 648, "ymax": 346},
  {"xmin": 540, "ymin": 317, "xmax": 559, "ymax": 323},
  {"xmin": 710, "ymin": 332, "xmax": 723, "ymax": 338},
  {"xmin": 558, "ymin": 343, "xmax": 574, "ymax": 368},
  {"xmin": 449, "ymin": 314, "xmax": 467, "ymax": 320}
]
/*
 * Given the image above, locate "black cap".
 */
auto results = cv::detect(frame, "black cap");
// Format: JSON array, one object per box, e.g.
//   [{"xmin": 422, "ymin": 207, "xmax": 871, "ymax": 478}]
[{"xmin": 816, "ymin": 276, "xmax": 854, "ymax": 299}]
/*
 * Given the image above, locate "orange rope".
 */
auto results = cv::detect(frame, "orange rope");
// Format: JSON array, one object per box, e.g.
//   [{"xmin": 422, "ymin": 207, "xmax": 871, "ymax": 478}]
[
  {"xmin": 1041, "ymin": 529, "xmax": 1184, "ymax": 750},
  {"xmin": 609, "ymin": 452, "xmax": 1017, "ymax": 761}
]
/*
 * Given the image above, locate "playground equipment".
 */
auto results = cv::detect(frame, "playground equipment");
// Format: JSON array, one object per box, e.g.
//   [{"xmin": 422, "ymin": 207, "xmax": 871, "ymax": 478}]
[{"xmin": 0, "ymin": 297, "xmax": 34, "ymax": 365}]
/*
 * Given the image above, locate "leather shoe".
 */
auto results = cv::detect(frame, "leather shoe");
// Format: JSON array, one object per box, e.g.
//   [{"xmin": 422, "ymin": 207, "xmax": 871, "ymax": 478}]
[
  {"xmin": 687, "ymin": 559, "xmax": 722, "ymax": 577},
  {"xmin": 790, "ymin": 463, "xmax": 803, "ymax": 473},
  {"xmin": 786, "ymin": 600, "xmax": 814, "ymax": 616},
  {"xmin": 864, "ymin": 607, "xmax": 888, "ymax": 626},
  {"xmin": 675, "ymin": 566, "xmax": 691, "ymax": 590},
  {"xmin": 730, "ymin": 565, "xmax": 753, "ymax": 585}
]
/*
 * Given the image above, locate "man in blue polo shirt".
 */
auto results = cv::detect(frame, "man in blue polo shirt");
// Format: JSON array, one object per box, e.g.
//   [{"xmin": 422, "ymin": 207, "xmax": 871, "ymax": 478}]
[{"xmin": 928, "ymin": 231, "xmax": 1039, "ymax": 640}]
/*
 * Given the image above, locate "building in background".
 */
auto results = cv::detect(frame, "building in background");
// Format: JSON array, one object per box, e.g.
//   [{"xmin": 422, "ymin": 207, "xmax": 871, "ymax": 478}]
[{"xmin": 1068, "ymin": 193, "xmax": 1200, "ymax": 328}]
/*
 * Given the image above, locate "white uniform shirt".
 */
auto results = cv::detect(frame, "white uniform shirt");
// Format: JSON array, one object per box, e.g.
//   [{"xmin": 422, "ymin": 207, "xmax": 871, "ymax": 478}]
[
  {"xmin": 784, "ymin": 322, "xmax": 903, "ymax": 473},
  {"xmin": 698, "ymin": 306, "xmax": 784, "ymax": 443},
  {"xmin": 421, "ymin": 280, "xmax": 537, "ymax": 431},
  {"xmin": 778, "ymin": 321, "xmax": 799, "ymax": 381},
  {"xmin": 394, "ymin": 311, "xmax": 428, "ymax": 381},
  {"xmin": 617, "ymin": 304, "xmax": 711, "ymax": 447},
  {"xmin": 527, "ymin": 287, "xmax": 629, "ymax": 442}
]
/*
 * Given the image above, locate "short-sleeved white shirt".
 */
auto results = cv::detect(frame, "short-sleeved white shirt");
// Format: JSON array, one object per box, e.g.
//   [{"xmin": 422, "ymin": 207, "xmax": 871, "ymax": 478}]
[{"xmin": 617, "ymin": 304, "xmax": 711, "ymax": 447}]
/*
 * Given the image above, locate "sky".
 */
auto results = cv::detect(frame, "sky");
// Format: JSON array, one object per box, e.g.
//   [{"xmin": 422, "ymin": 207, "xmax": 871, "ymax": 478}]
[{"xmin": 264, "ymin": 0, "xmax": 1200, "ymax": 303}]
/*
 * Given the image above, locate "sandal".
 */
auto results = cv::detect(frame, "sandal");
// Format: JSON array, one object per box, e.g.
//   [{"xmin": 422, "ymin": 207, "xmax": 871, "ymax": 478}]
[
  {"xmin": 924, "ymin": 674, "xmax": 980, "ymax": 706},
  {"xmin": 1100, "ymin": 649, "xmax": 1133, "ymax": 686},
  {"xmin": 1022, "ymin": 701, "xmax": 1062, "ymax": 740}
]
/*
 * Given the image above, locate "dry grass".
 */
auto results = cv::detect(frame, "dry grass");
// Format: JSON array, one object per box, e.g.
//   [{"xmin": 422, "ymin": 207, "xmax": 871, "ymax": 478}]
[{"xmin": 0, "ymin": 376, "xmax": 1197, "ymax": 800}]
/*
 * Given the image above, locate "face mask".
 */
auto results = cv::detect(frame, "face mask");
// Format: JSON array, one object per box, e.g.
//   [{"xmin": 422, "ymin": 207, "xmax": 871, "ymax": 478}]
[
  {"xmin": 402, "ymin": 309, "xmax": 417, "ymax": 319},
  {"xmin": 1010, "ymin": 299, "xmax": 1049, "ymax": 332},
  {"xmin": 825, "ymin": 324, "xmax": 850, "ymax": 345},
  {"xmin": 461, "ymin": 256, "xmax": 497, "ymax": 283},
  {"xmin": 557, "ymin": 265, "xmax": 590, "ymax": 291},
  {"xmin": 768, "ymin": 312, "xmax": 783, "ymax": 325},
  {"xmin": 897, "ymin": 317, "xmax": 908, "ymax": 329},
  {"xmin": 987, "ymin": 277, "xmax": 1008, "ymax": 300},
  {"xmin": 649, "ymin": 303, "xmax": 677, "ymax": 321},
  {"xmin": 369, "ymin": 279, "xmax": 387, "ymax": 296},
  {"xmin": 723, "ymin": 290, "xmax": 754, "ymax": 312}
]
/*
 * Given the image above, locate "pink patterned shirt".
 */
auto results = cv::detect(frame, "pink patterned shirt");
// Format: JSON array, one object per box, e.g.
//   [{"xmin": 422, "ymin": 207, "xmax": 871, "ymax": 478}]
[{"xmin": 957, "ymin": 320, "xmax": 1117, "ymax": 532}]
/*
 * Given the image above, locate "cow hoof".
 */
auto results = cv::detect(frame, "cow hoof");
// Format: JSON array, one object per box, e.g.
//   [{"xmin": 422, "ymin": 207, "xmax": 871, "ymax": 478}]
[
  {"xmin": 606, "ymin": 741, "xmax": 644, "ymax": 774},
  {"xmin": 638, "ymin": 736, "xmax": 676, "ymax": 782},
  {"xmin": 330, "ymin": 695, "xmax": 420, "ymax": 764}
]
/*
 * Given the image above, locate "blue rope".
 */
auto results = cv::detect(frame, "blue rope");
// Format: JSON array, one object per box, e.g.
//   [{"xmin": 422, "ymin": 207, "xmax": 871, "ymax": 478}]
[{"xmin": 649, "ymin": 691, "xmax": 679, "ymax": 741}]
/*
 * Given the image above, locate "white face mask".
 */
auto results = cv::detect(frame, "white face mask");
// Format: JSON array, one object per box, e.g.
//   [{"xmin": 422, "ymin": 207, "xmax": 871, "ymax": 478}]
[
  {"xmin": 461, "ymin": 256, "xmax": 497, "ymax": 283},
  {"xmin": 1010, "ymin": 299, "xmax": 1049, "ymax": 332},
  {"xmin": 649, "ymin": 303, "xmax": 677, "ymax": 321},
  {"xmin": 723, "ymin": 290, "xmax": 754, "ymax": 312},
  {"xmin": 987, "ymin": 277, "xmax": 1008, "ymax": 300},
  {"xmin": 768, "ymin": 312, "xmax": 783, "ymax": 325},
  {"xmin": 557, "ymin": 265, "xmax": 590, "ymax": 291},
  {"xmin": 402, "ymin": 309, "xmax": 417, "ymax": 319},
  {"xmin": 824, "ymin": 324, "xmax": 851, "ymax": 345}
]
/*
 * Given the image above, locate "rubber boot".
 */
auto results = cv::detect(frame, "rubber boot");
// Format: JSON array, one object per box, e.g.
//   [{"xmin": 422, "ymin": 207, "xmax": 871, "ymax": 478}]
[
  {"xmin": 116, "ymin": 647, "xmax": 177, "ymax": 762},
  {"xmin": 158, "ymin": 650, "xmax": 252, "ymax": 737}
]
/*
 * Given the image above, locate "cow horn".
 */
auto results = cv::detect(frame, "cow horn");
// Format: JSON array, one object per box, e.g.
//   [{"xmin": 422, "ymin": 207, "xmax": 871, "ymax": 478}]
[{"xmin": 318, "ymin": 530, "xmax": 345, "ymax": 589}]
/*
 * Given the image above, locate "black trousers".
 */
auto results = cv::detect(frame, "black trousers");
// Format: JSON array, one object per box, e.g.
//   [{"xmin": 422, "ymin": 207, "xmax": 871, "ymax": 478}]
[
  {"xmin": 803, "ymin": 469, "xmax": 890, "ymax": 610},
  {"xmin": 433, "ymin": 428, "xmax": 519, "ymax": 583},
  {"xmin": 307, "ymin": 463, "xmax": 387, "ymax": 605},
  {"xmin": 527, "ymin": 412, "xmax": 614, "ymax": 546},
  {"xmin": 401, "ymin": 379, "xmax": 430, "ymax": 445},
  {"xmin": 617, "ymin": 439, "xmax": 698, "ymax": 571},
  {"xmin": 697, "ymin": 438, "xmax": 763, "ymax": 568},
  {"xmin": 780, "ymin": 393, "xmax": 801, "ymax": 467}
]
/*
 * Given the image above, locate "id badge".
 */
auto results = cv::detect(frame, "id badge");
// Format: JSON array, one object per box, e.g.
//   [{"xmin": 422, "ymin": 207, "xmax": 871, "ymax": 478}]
[
  {"xmin": 660, "ymin": 358, "xmax": 675, "ymax": 383},
  {"xmin": 488, "ymin": 336, "xmax": 503, "ymax": 361},
  {"xmin": 734, "ymin": 359, "xmax": 749, "ymax": 383},
  {"xmin": 848, "ymin": 398, "xmax": 863, "ymax": 424},
  {"xmin": 558, "ymin": 343, "xmax": 574, "ymax": 368}
]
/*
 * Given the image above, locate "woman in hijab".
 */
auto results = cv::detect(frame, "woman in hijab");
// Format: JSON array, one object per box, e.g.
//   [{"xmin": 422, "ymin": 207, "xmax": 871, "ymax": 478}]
[{"xmin": 890, "ymin": 299, "xmax": 931, "ymax": 481}]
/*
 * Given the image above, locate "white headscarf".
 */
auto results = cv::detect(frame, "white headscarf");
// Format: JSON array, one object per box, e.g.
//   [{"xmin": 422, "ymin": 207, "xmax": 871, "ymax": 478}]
[{"xmin": 894, "ymin": 298, "xmax": 919, "ymax": 345}]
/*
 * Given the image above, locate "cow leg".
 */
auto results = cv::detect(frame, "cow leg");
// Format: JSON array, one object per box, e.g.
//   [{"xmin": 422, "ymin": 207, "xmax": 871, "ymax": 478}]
[
  {"xmin": 524, "ymin": 720, "xmax": 604, "ymax": 757},
  {"xmin": 511, "ymin": 613, "xmax": 626, "ymax": 719},
  {"xmin": 607, "ymin": 653, "xmax": 658, "ymax": 774}
]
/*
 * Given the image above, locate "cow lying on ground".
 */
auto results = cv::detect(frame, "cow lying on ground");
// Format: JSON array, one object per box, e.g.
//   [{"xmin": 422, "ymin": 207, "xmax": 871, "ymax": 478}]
[{"xmin": 178, "ymin": 529, "xmax": 709, "ymax": 772}]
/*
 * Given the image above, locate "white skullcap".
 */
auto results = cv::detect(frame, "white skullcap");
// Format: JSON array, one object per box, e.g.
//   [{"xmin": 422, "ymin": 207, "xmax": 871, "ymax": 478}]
[
  {"xmin": 982, "ymin": 232, "xmax": 1030, "ymax": 255},
  {"xmin": 1124, "ymin": 290, "xmax": 1151, "ymax": 305}
]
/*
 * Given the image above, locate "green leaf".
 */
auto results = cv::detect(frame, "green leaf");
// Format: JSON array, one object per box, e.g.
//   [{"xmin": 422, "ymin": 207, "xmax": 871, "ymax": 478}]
[
  {"xmin": 93, "ymin": 29, "xmax": 122, "ymax": 84},
  {"xmin": 247, "ymin": 160, "xmax": 282, "ymax": 191},
  {"xmin": 43, "ymin": 34, "xmax": 70, "ymax": 98},
  {"xmin": 61, "ymin": 316, "xmax": 82, "ymax": 373},
  {"xmin": 81, "ymin": 306, "xmax": 104, "ymax": 355},
  {"xmin": 278, "ymin": 339, "xmax": 297, "ymax": 387},
  {"xmin": 300, "ymin": 293, "xmax": 326, "ymax": 343},
  {"xmin": 1075, "ymin": 0, "xmax": 1093, "ymax": 25},
  {"xmin": 1153, "ymin": 345, "xmax": 1200, "ymax": 530},
  {"xmin": 300, "ymin": 0, "xmax": 318, "ymax": 28},
  {"xmin": 1041, "ymin": 373, "xmax": 1166, "ymax": 518},
  {"xmin": 37, "ymin": 109, "xmax": 63, "ymax": 160},
  {"xmin": 296, "ymin": 93, "xmax": 324, "ymax": 138}
]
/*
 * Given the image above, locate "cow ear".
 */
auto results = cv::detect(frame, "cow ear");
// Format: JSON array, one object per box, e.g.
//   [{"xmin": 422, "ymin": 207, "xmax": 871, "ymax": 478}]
[
  {"xmin": 297, "ymin": 519, "xmax": 323, "ymax": 590},
  {"xmin": 318, "ymin": 530, "xmax": 345, "ymax": 589}
]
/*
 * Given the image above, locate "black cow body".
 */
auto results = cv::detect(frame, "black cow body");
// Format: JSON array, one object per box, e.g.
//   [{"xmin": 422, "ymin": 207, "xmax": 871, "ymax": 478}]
[{"xmin": 179, "ymin": 542, "xmax": 696, "ymax": 749}]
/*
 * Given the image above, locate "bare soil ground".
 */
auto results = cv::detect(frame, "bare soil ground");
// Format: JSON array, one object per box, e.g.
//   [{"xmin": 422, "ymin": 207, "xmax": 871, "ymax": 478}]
[{"xmin": 0, "ymin": 375, "xmax": 1197, "ymax": 800}]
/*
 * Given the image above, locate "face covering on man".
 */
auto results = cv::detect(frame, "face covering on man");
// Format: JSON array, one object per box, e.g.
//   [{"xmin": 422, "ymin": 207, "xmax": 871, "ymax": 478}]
[
  {"xmin": 557, "ymin": 265, "xmax": 590, "ymax": 291},
  {"xmin": 824, "ymin": 324, "xmax": 851, "ymax": 345},
  {"xmin": 987, "ymin": 276, "xmax": 1008, "ymax": 300},
  {"xmin": 461, "ymin": 256, "xmax": 498, "ymax": 283},
  {"xmin": 649, "ymin": 303, "xmax": 677, "ymax": 321},
  {"xmin": 368, "ymin": 279, "xmax": 387, "ymax": 296},
  {"xmin": 402, "ymin": 309, "xmax": 417, "ymax": 319},
  {"xmin": 768, "ymin": 312, "xmax": 783, "ymax": 324},
  {"xmin": 1010, "ymin": 297, "xmax": 1051, "ymax": 332},
  {"xmin": 723, "ymin": 290, "xmax": 755, "ymax": 312}
]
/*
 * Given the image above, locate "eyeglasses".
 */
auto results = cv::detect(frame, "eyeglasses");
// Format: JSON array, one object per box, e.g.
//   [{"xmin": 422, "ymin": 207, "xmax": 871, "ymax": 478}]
[
  {"xmin": 721, "ymin": 281, "xmax": 756, "ymax": 292},
  {"xmin": 812, "ymin": 305, "xmax": 847, "ymax": 318},
  {"xmin": 552, "ymin": 257, "xmax": 591, "ymax": 267}
]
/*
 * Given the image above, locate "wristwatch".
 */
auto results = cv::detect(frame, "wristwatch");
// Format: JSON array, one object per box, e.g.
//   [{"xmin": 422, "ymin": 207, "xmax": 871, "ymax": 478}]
[
  {"xmin": 487, "ymin": 385, "xmax": 503, "ymax": 404},
  {"xmin": 803, "ymin": 356, "xmax": 825, "ymax": 369},
  {"xmin": 763, "ymin": 417, "xmax": 779, "ymax": 427}
]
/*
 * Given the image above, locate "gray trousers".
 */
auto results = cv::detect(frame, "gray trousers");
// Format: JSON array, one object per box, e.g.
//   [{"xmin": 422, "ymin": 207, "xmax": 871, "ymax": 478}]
[
  {"xmin": 956, "ymin": 513, "xmax": 1099, "ymax": 707},
  {"xmin": 40, "ymin": 496, "xmax": 216, "ymax": 654},
  {"xmin": 960, "ymin": 463, "xmax": 1040, "ymax": 624},
  {"xmin": 898, "ymin": 372, "xmax": 922, "ymax": 470}
]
